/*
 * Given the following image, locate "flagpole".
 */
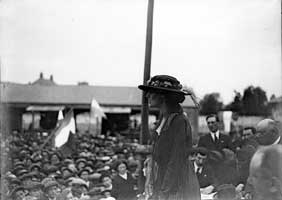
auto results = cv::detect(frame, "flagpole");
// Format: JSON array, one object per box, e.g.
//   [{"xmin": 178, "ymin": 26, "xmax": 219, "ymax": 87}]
[{"xmin": 140, "ymin": 0, "xmax": 154, "ymax": 144}]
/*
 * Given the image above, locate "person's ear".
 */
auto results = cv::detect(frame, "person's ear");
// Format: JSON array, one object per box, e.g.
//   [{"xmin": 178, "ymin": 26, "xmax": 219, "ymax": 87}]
[{"xmin": 270, "ymin": 177, "xmax": 282, "ymax": 194}]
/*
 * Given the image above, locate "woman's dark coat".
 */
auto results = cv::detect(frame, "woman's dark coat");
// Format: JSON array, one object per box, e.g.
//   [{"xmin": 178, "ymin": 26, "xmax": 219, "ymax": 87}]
[
  {"xmin": 112, "ymin": 172, "xmax": 137, "ymax": 200},
  {"xmin": 151, "ymin": 108, "xmax": 201, "ymax": 200}
]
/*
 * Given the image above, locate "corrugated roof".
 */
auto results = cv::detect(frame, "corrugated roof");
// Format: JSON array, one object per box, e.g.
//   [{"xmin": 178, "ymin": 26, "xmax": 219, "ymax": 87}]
[{"xmin": 1, "ymin": 82, "xmax": 196, "ymax": 107}]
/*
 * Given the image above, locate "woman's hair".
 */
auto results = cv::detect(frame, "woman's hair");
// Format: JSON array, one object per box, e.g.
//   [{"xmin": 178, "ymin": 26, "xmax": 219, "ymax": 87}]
[
  {"xmin": 164, "ymin": 92, "xmax": 185, "ymax": 104},
  {"xmin": 114, "ymin": 160, "xmax": 128, "ymax": 171},
  {"xmin": 148, "ymin": 90, "xmax": 185, "ymax": 104}
]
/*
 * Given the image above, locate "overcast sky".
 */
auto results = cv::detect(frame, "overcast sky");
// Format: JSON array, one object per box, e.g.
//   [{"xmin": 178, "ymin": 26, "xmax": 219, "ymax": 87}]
[{"xmin": 1, "ymin": 0, "xmax": 281, "ymax": 104}]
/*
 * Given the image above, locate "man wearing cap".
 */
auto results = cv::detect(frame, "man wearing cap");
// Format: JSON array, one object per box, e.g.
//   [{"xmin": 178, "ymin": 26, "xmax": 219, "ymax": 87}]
[
  {"xmin": 76, "ymin": 158, "xmax": 87, "ymax": 171},
  {"xmin": 78, "ymin": 168, "xmax": 95, "ymax": 189},
  {"xmin": 198, "ymin": 114, "xmax": 232, "ymax": 151},
  {"xmin": 42, "ymin": 179, "xmax": 61, "ymax": 200},
  {"xmin": 24, "ymin": 181, "xmax": 43, "ymax": 200},
  {"xmin": 61, "ymin": 167, "xmax": 75, "ymax": 180},
  {"xmin": 60, "ymin": 178, "xmax": 90, "ymax": 200}
]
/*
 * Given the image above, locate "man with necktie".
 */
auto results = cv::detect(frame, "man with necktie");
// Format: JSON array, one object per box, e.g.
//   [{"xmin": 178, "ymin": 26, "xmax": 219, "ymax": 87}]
[
  {"xmin": 192, "ymin": 147, "xmax": 217, "ymax": 195},
  {"xmin": 198, "ymin": 114, "xmax": 232, "ymax": 151}
]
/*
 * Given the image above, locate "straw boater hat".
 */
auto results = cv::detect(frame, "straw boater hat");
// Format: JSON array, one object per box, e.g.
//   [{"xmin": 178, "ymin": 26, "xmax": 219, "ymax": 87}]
[{"xmin": 138, "ymin": 75, "xmax": 189, "ymax": 95}]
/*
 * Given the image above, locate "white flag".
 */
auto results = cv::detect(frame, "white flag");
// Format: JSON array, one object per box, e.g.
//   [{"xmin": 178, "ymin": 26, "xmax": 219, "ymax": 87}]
[
  {"xmin": 58, "ymin": 110, "xmax": 64, "ymax": 121},
  {"xmin": 54, "ymin": 110, "xmax": 76, "ymax": 148},
  {"xmin": 90, "ymin": 98, "xmax": 106, "ymax": 119},
  {"xmin": 90, "ymin": 98, "xmax": 106, "ymax": 136}
]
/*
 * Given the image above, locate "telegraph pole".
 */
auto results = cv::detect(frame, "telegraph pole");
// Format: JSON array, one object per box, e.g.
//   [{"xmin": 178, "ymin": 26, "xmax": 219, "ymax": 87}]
[{"xmin": 140, "ymin": 0, "xmax": 154, "ymax": 144}]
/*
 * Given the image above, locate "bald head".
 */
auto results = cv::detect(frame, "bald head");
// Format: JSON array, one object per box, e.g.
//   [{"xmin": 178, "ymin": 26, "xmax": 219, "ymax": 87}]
[
  {"xmin": 249, "ymin": 145, "xmax": 282, "ymax": 200},
  {"xmin": 256, "ymin": 119, "xmax": 280, "ymax": 146}
]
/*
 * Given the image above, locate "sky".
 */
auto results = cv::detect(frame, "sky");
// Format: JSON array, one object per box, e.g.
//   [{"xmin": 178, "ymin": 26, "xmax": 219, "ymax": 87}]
[{"xmin": 0, "ymin": 0, "xmax": 281, "ymax": 104}]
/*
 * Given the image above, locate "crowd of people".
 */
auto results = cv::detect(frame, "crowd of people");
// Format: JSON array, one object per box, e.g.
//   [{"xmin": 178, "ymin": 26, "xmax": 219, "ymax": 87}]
[
  {"xmin": 3, "ymin": 130, "xmax": 150, "ymax": 200},
  {"xmin": 2, "ymin": 114, "xmax": 282, "ymax": 200}
]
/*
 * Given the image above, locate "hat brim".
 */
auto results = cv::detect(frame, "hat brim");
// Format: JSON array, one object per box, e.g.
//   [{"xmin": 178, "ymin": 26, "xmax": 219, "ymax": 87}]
[{"xmin": 138, "ymin": 85, "xmax": 189, "ymax": 95}]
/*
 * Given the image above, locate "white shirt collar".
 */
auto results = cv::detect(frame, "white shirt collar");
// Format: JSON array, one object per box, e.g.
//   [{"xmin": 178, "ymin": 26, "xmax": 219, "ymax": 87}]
[
  {"xmin": 210, "ymin": 130, "xmax": 219, "ymax": 141},
  {"xmin": 194, "ymin": 162, "xmax": 202, "ymax": 174},
  {"xmin": 156, "ymin": 118, "xmax": 166, "ymax": 135},
  {"xmin": 273, "ymin": 136, "xmax": 281, "ymax": 145},
  {"xmin": 119, "ymin": 173, "xmax": 128, "ymax": 180}
]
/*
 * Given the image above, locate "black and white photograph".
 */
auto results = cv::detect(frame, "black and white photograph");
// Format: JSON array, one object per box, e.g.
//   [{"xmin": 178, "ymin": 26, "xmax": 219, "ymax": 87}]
[{"xmin": 0, "ymin": 0, "xmax": 281, "ymax": 200}]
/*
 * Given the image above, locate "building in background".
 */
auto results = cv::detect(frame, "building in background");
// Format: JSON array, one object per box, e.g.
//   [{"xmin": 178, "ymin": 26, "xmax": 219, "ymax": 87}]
[
  {"xmin": 269, "ymin": 96, "xmax": 282, "ymax": 122},
  {"xmin": 1, "ymin": 73, "xmax": 199, "ymax": 140}
]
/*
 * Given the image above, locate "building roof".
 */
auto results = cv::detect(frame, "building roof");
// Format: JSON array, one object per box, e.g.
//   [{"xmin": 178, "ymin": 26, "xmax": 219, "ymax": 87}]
[
  {"xmin": 1, "ymin": 82, "xmax": 196, "ymax": 108},
  {"xmin": 31, "ymin": 73, "xmax": 57, "ymax": 86}
]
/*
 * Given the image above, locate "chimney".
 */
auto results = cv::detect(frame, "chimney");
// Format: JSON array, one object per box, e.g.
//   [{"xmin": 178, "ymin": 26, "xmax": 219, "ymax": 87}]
[
  {"xmin": 50, "ymin": 75, "xmax": 53, "ymax": 81},
  {"xmin": 40, "ymin": 72, "xmax": 43, "ymax": 79},
  {"xmin": 78, "ymin": 81, "xmax": 89, "ymax": 86}
]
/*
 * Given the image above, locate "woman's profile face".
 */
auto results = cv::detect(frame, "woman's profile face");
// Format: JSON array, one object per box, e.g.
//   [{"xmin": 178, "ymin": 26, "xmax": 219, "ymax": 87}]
[{"xmin": 146, "ymin": 92, "xmax": 163, "ymax": 108}]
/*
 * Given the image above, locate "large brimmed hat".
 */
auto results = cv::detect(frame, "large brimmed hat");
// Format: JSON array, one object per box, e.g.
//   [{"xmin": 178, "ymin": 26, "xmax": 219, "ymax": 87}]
[{"xmin": 138, "ymin": 75, "xmax": 189, "ymax": 95}]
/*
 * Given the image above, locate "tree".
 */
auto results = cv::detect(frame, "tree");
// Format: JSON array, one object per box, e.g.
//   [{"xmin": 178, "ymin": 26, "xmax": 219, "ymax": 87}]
[
  {"xmin": 225, "ymin": 90, "xmax": 243, "ymax": 113},
  {"xmin": 241, "ymin": 86, "xmax": 269, "ymax": 116},
  {"xmin": 200, "ymin": 93, "xmax": 223, "ymax": 115},
  {"xmin": 270, "ymin": 94, "xmax": 276, "ymax": 101}
]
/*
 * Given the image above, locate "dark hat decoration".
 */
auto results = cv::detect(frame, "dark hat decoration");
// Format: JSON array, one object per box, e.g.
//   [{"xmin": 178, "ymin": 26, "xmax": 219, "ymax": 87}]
[{"xmin": 138, "ymin": 75, "xmax": 189, "ymax": 95}]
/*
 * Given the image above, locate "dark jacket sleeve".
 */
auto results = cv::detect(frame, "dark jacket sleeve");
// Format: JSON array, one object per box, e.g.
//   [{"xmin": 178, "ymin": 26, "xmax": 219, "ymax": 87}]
[
  {"xmin": 197, "ymin": 136, "xmax": 205, "ymax": 148},
  {"xmin": 160, "ymin": 115, "xmax": 190, "ymax": 194}
]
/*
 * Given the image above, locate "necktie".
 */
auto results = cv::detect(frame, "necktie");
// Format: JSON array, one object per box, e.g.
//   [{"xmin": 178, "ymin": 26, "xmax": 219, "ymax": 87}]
[
  {"xmin": 196, "ymin": 167, "xmax": 201, "ymax": 175},
  {"xmin": 214, "ymin": 135, "xmax": 219, "ymax": 144}
]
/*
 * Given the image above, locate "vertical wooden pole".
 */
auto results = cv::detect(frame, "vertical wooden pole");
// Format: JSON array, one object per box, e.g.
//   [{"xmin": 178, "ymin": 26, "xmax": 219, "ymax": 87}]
[
  {"xmin": 140, "ymin": 0, "xmax": 154, "ymax": 144},
  {"xmin": 32, "ymin": 111, "xmax": 35, "ymax": 130}
]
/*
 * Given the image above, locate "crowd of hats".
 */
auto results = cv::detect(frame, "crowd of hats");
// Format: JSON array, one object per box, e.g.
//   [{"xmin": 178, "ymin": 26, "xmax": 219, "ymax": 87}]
[{"xmin": 3, "ymin": 130, "xmax": 149, "ymax": 200}]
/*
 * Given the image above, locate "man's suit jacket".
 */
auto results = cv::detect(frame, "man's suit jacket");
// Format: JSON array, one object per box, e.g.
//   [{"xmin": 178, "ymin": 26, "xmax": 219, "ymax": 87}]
[
  {"xmin": 198, "ymin": 132, "xmax": 232, "ymax": 151},
  {"xmin": 194, "ymin": 163, "xmax": 216, "ymax": 188}
]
